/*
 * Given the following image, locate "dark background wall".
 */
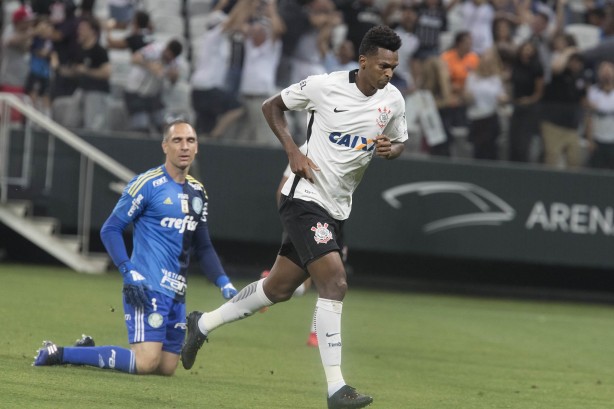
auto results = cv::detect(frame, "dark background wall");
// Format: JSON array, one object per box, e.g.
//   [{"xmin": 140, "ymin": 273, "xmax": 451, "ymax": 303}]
[{"xmin": 3, "ymin": 130, "xmax": 614, "ymax": 300}]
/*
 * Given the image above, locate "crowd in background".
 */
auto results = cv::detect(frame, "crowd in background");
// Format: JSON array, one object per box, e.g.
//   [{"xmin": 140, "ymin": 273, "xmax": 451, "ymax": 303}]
[{"xmin": 1, "ymin": 0, "xmax": 614, "ymax": 171}]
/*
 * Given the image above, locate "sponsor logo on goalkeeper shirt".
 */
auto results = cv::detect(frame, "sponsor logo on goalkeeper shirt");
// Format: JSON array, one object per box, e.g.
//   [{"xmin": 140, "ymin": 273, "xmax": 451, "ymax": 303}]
[
  {"xmin": 128, "ymin": 194, "xmax": 144, "ymax": 217},
  {"xmin": 153, "ymin": 176, "xmax": 168, "ymax": 187},
  {"xmin": 161, "ymin": 268, "xmax": 187, "ymax": 295},
  {"xmin": 188, "ymin": 182, "xmax": 203, "ymax": 191},
  {"xmin": 160, "ymin": 215, "xmax": 198, "ymax": 233}
]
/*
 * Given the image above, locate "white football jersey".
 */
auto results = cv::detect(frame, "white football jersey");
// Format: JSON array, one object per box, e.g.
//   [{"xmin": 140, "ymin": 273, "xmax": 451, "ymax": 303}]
[{"xmin": 280, "ymin": 70, "xmax": 409, "ymax": 220}]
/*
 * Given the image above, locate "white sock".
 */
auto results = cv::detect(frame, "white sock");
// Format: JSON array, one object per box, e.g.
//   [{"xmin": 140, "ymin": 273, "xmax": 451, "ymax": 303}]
[
  {"xmin": 198, "ymin": 278, "xmax": 273, "ymax": 335},
  {"xmin": 293, "ymin": 282, "xmax": 307, "ymax": 297},
  {"xmin": 310, "ymin": 306, "xmax": 317, "ymax": 334},
  {"xmin": 315, "ymin": 298, "xmax": 345, "ymax": 397}
]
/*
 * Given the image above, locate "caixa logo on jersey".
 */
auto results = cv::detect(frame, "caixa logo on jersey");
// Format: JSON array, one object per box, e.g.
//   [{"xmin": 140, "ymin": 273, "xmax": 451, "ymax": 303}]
[
  {"xmin": 160, "ymin": 215, "xmax": 198, "ymax": 233},
  {"xmin": 328, "ymin": 132, "xmax": 375, "ymax": 152},
  {"xmin": 382, "ymin": 182, "xmax": 515, "ymax": 233}
]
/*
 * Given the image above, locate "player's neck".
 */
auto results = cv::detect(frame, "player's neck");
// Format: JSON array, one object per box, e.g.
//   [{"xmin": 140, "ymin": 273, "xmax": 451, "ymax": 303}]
[
  {"xmin": 164, "ymin": 163, "xmax": 189, "ymax": 184},
  {"xmin": 354, "ymin": 71, "xmax": 377, "ymax": 97}
]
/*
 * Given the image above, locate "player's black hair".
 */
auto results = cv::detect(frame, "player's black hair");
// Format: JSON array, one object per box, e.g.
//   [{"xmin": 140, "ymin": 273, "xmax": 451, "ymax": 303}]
[
  {"xmin": 358, "ymin": 25, "xmax": 402, "ymax": 57},
  {"xmin": 166, "ymin": 39, "xmax": 183, "ymax": 58},
  {"xmin": 134, "ymin": 10, "xmax": 150, "ymax": 30},
  {"xmin": 163, "ymin": 119, "xmax": 193, "ymax": 141}
]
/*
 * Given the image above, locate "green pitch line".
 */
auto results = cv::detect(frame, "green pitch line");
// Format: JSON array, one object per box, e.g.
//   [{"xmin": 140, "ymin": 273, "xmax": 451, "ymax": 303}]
[{"xmin": 1, "ymin": 264, "xmax": 613, "ymax": 409}]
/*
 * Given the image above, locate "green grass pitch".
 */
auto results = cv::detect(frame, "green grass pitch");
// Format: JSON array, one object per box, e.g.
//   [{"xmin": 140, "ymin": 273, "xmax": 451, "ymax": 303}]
[{"xmin": 1, "ymin": 263, "xmax": 613, "ymax": 408}]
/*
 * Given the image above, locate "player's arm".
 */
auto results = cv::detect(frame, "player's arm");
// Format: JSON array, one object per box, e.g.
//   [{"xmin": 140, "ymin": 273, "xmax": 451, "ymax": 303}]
[
  {"xmin": 100, "ymin": 213, "xmax": 149, "ymax": 308},
  {"xmin": 193, "ymin": 223, "xmax": 237, "ymax": 299},
  {"xmin": 100, "ymin": 213, "xmax": 130, "ymax": 267},
  {"xmin": 262, "ymin": 94, "xmax": 320, "ymax": 183}
]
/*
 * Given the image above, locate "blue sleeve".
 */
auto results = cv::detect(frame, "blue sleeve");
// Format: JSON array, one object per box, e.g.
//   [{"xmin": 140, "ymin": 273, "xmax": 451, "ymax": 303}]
[
  {"xmin": 193, "ymin": 222, "xmax": 228, "ymax": 286},
  {"xmin": 100, "ymin": 213, "xmax": 131, "ymax": 268}
]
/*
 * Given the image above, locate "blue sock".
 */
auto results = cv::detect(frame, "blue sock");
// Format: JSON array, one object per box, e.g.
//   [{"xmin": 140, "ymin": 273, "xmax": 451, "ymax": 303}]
[{"xmin": 62, "ymin": 346, "xmax": 136, "ymax": 374}]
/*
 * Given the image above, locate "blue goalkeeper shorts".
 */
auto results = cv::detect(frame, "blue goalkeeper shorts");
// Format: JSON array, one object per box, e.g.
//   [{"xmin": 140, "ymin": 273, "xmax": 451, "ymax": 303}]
[{"xmin": 123, "ymin": 290, "xmax": 186, "ymax": 354}]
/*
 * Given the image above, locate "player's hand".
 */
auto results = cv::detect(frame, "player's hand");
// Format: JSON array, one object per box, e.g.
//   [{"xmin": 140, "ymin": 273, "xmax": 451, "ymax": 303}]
[
  {"xmin": 119, "ymin": 262, "xmax": 148, "ymax": 309},
  {"xmin": 374, "ymin": 135, "xmax": 393, "ymax": 159},
  {"xmin": 221, "ymin": 282, "xmax": 238, "ymax": 299},
  {"xmin": 289, "ymin": 150, "xmax": 320, "ymax": 184}
]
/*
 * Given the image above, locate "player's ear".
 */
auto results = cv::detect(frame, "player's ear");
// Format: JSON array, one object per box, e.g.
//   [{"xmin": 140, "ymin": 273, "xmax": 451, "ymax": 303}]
[{"xmin": 359, "ymin": 55, "xmax": 366, "ymax": 69}]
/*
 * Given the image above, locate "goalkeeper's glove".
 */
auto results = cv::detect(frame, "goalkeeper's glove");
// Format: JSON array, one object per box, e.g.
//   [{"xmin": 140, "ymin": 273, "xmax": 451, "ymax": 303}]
[
  {"xmin": 216, "ymin": 275, "xmax": 237, "ymax": 299},
  {"xmin": 221, "ymin": 283, "xmax": 238, "ymax": 299},
  {"xmin": 119, "ymin": 261, "xmax": 149, "ymax": 309}
]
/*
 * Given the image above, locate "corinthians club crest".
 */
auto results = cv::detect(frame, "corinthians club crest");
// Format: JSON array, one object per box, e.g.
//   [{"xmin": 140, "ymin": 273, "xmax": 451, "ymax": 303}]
[
  {"xmin": 311, "ymin": 222, "xmax": 333, "ymax": 244},
  {"xmin": 376, "ymin": 106, "xmax": 391, "ymax": 129}
]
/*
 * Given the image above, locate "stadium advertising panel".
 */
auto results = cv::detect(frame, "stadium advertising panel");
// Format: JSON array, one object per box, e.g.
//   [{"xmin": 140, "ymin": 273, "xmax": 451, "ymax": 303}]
[
  {"xmin": 36, "ymin": 133, "xmax": 614, "ymax": 270},
  {"xmin": 349, "ymin": 157, "xmax": 614, "ymax": 269}
]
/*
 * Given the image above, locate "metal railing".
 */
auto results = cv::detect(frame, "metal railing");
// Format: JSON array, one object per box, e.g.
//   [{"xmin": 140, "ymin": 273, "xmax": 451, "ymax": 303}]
[{"xmin": 0, "ymin": 92, "xmax": 135, "ymax": 255}]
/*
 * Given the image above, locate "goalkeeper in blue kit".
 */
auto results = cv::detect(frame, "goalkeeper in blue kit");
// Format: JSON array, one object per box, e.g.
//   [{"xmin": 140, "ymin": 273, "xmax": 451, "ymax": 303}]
[{"xmin": 33, "ymin": 120, "xmax": 237, "ymax": 375}]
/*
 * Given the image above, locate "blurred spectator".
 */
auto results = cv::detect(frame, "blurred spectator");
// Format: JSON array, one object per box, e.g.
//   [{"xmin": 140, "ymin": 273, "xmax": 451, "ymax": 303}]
[
  {"xmin": 335, "ymin": 0, "xmax": 383, "ymax": 57},
  {"xmin": 107, "ymin": 0, "xmax": 137, "ymax": 30},
  {"xmin": 541, "ymin": 52, "xmax": 590, "ymax": 168},
  {"xmin": 440, "ymin": 31, "xmax": 479, "ymax": 130},
  {"xmin": 549, "ymin": 32, "xmax": 577, "ymax": 75},
  {"xmin": 516, "ymin": 2, "xmax": 565, "ymax": 84},
  {"xmin": 417, "ymin": 57, "xmax": 459, "ymax": 156},
  {"xmin": 585, "ymin": 7, "xmax": 605, "ymax": 28},
  {"xmin": 31, "ymin": 0, "xmax": 55, "ymax": 16},
  {"xmin": 288, "ymin": 0, "xmax": 340, "ymax": 143},
  {"xmin": 48, "ymin": 0, "xmax": 80, "ymax": 100},
  {"xmin": 508, "ymin": 41, "xmax": 544, "ymax": 162},
  {"xmin": 492, "ymin": 16, "xmax": 517, "ymax": 93},
  {"xmin": 79, "ymin": 0, "xmax": 96, "ymax": 17},
  {"xmin": 123, "ymin": 39, "xmax": 183, "ymax": 133},
  {"xmin": 411, "ymin": 0, "xmax": 458, "ymax": 94},
  {"xmin": 52, "ymin": 16, "xmax": 111, "ymax": 130},
  {"xmin": 390, "ymin": 1, "xmax": 419, "ymax": 95},
  {"xmin": 490, "ymin": 0, "xmax": 522, "ymax": 25},
  {"xmin": 441, "ymin": 31, "xmax": 479, "ymax": 98},
  {"xmin": 464, "ymin": 48, "xmax": 508, "ymax": 160},
  {"xmin": 224, "ymin": 2, "xmax": 249, "ymax": 99},
  {"xmin": 0, "ymin": 5, "xmax": 33, "ymax": 100},
  {"xmin": 460, "ymin": 0, "xmax": 494, "ymax": 55},
  {"xmin": 25, "ymin": 18, "xmax": 55, "ymax": 116},
  {"xmin": 106, "ymin": 10, "xmax": 153, "ymax": 53},
  {"xmin": 582, "ymin": 4, "xmax": 614, "ymax": 66},
  {"xmin": 237, "ymin": 0, "xmax": 285, "ymax": 146},
  {"xmin": 492, "ymin": 16, "xmax": 517, "ymax": 55},
  {"xmin": 586, "ymin": 61, "xmax": 614, "ymax": 169},
  {"xmin": 289, "ymin": 0, "xmax": 338, "ymax": 84},
  {"xmin": 414, "ymin": 0, "xmax": 457, "ymax": 60},
  {"xmin": 276, "ymin": 0, "xmax": 317, "ymax": 88},
  {"xmin": 324, "ymin": 39, "xmax": 359, "ymax": 72},
  {"xmin": 191, "ymin": 11, "xmax": 244, "ymax": 138}
]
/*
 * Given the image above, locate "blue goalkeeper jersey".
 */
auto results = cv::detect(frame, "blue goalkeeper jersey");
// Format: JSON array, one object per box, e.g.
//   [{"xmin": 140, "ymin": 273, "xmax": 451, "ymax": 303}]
[{"xmin": 111, "ymin": 165, "xmax": 216, "ymax": 302}]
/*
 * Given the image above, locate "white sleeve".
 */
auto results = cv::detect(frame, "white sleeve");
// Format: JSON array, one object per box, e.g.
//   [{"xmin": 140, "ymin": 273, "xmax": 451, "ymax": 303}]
[
  {"xmin": 280, "ymin": 74, "xmax": 328, "ymax": 112},
  {"xmin": 385, "ymin": 95, "xmax": 409, "ymax": 143}
]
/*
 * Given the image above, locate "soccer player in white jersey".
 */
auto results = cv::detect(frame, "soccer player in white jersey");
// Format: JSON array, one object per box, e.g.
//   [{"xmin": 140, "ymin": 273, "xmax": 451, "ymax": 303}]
[
  {"xmin": 182, "ymin": 26, "xmax": 408, "ymax": 408},
  {"xmin": 33, "ymin": 120, "xmax": 238, "ymax": 375}
]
